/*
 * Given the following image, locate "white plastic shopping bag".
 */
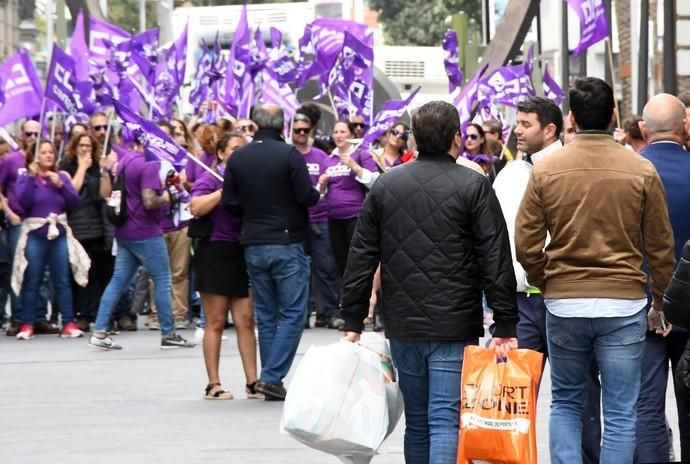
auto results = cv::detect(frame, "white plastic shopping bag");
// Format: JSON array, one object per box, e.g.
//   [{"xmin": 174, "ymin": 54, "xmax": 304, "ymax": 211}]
[{"xmin": 280, "ymin": 333, "xmax": 403, "ymax": 463}]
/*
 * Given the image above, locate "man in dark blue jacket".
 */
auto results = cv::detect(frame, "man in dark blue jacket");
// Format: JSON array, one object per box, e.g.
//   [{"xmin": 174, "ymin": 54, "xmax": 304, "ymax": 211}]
[
  {"xmin": 637, "ymin": 93, "xmax": 690, "ymax": 462},
  {"xmin": 222, "ymin": 104, "xmax": 319, "ymax": 400}
]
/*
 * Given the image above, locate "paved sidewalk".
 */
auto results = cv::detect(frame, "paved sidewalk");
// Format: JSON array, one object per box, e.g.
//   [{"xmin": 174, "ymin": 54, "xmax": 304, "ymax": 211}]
[{"xmin": 0, "ymin": 325, "xmax": 681, "ymax": 463}]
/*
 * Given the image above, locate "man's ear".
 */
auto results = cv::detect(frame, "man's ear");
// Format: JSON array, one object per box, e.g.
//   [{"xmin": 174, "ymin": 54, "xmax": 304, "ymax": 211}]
[
  {"xmin": 638, "ymin": 120, "xmax": 648, "ymax": 142},
  {"xmin": 567, "ymin": 111, "xmax": 578, "ymax": 132}
]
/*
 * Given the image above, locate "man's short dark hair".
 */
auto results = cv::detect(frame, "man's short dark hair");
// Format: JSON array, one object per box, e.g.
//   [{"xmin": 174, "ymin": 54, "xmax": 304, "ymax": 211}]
[
  {"xmin": 251, "ymin": 104, "xmax": 284, "ymax": 132},
  {"xmin": 678, "ymin": 91, "xmax": 690, "ymax": 108},
  {"xmin": 568, "ymin": 77, "xmax": 615, "ymax": 131},
  {"xmin": 412, "ymin": 101, "xmax": 459, "ymax": 154},
  {"xmin": 623, "ymin": 115, "xmax": 644, "ymax": 140},
  {"xmin": 516, "ymin": 96, "xmax": 564, "ymax": 138},
  {"xmin": 482, "ymin": 119, "xmax": 502, "ymax": 136}
]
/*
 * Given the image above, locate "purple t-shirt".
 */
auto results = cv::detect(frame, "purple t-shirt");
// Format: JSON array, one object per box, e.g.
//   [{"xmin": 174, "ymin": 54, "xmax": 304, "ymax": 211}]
[
  {"xmin": 12, "ymin": 171, "xmax": 80, "ymax": 237},
  {"xmin": 185, "ymin": 151, "xmax": 215, "ymax": 185},
  {"xmin": 323, "ymin": 148, "xmax": 379, "ymax": 220},
  {"xmin": 114, "ymin": 152, "xmax": 164, "ymax": 241},
  {"xmin": 190, "ymin": 168, "xmax": 242, "ymax": 243},
  {"xmin": 302, "ymin": 147, "xmax": 329, "ymax": 223},
  {"xmin": 0, "ymin": 151, "xmax": 27, "ymax": 198}
]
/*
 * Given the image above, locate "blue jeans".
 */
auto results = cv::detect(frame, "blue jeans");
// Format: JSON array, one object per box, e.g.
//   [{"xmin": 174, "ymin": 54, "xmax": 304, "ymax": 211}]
[
  {"xmin": 635, "ymin": 330, "xmax": 690, "ymax": 462},
  {"xmin": 20, "ymin": 234, "xmax": 74, "ymax": 325},
  {"xmin": 306, "ymin": 222, "xmax": 340, "ymax": 318},
  {"xmin": 516, "ymin": 293, "xmax": 602, "ymax": 464},
  {"xmin": 94, "ymin": 237, "xmax": 174, "ymax": 336},
  {"xmin": 389, "ymin": 339, "xmax": 477, "ymax": 464},
  {"xmin": 245, "ymin": 242, "xmax": 310, "ymax": 385},
  {"xmin": 547, "ymin": 309, "xmax": 647, "ymax": 464}
]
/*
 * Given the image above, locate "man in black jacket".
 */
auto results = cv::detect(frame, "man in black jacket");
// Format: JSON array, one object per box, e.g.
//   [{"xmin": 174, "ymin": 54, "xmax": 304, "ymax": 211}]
[
  {"xmin": 341, "ymin": 101, "xmax": 518, "ymax": 463},
  {"xmin": 222, "ymin": 104, "xmax": 319, "ymax": 401}
]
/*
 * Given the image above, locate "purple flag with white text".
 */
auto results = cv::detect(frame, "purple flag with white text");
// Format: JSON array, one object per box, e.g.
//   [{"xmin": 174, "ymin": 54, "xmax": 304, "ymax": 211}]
[
  {"xmin": 107, "ymin": 96, "xmax": 188, "ymax": 170},
  {"xmin": 360, "ymin": 86, "xmax": 421, "ymax": 150},
  {"xmin": 442, "ymin": 30, "xmax": 463, "ymax": 93},
  {"xmin": 454, "ymin": 64, "xmax": 489, "ymax": 133},
  {"xmin": 0, "ymin": 49, "xmax": 44, "ymax": 126},
  {"xmin": 224, "ymin": 3, "xmax": 253, "ymax": 118},
  {"xmin": 69, "ymin": 9, "xmax": 130, "ymax": 80},
  {"xmin": 567, "ymin": 0, "xmax": 609, "ymax": 57},
  {"xmin": 45, "ymin": 44, "xmax": 95, "ymax": 119}
]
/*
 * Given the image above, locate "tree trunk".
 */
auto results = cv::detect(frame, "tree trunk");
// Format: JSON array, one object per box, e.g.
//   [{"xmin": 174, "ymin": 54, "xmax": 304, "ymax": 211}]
[{"xmin": 614, "ymin": 0, "xmax": 632, "ymax": 118}]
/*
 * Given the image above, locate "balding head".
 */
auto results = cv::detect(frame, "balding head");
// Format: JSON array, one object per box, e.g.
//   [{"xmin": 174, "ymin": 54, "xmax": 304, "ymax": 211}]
[
  {"xmin": 641, "ymin": 93, "xmax": 687, "ymax": 143},
  {"xmin": 251, "ymin": 104, "xmax": 284, "ymax": 132}
]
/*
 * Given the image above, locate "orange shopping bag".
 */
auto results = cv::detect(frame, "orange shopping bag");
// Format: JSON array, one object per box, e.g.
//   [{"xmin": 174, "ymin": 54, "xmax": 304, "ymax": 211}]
[{"xmin": 457, "ymin": 346, "xmax": 543, "ymax": 464}]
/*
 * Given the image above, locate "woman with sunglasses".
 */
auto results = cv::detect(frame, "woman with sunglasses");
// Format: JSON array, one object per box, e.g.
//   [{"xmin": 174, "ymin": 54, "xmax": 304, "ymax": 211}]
[
  {"xmin": 10, "ymin": 139, "xmax": 87, "ymax": 340},
  {"xmin": 190, "ymin": 133, "xmax": 260, "ymax": 400},
  {"xmin": 322, "ymin": 121, "xmax": 379, "ymax": 277},
  {"xmin": 462, "ymin": 123, "xmax": 495, "ymax": 177},
  {"xmin": 58, "ymin": 133, "xmax": 115, "ymax": 332},
  {"xmin": 374, "ymin": 123, "xmax": 410, "ymax": 172}
]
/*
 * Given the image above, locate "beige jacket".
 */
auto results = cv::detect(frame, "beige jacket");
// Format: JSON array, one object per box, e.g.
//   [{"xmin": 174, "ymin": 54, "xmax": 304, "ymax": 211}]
[{"xmin": 515, "ymin": 133, "xmax": 675, "ymax": 311}]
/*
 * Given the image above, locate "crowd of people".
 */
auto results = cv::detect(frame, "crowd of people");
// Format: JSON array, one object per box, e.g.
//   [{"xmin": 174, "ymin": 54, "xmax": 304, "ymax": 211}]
[{"xmin": 3, "ymin": 75, "xmax": 690, "ymax": 462}]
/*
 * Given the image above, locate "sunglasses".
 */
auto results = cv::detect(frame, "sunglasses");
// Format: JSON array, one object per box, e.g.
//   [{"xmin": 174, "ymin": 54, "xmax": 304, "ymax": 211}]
[
  {"xmin": 238, "ymin": 124, "xmax": 256, "ymax": 133},
  {"xmin": 390, "ymin": 129, "xmax": 408, "ymax": 141},
  {"xmin": 352, "ymin": 122, "xmax": 366, "ymax": 129},
  {"xmin": 293, "ymin": 128, "xmax": 311, "ymax": 135},
  {"xmin": 92, "ymin": 125, "xmax": 108, "ymax": 132},
  {"xmin": 465, "ymin": 133, "xmax": 480, "ymax": 141},
  {"xmin": 24, "ymin": 131, "xmax": 39, "ymax": 138}
]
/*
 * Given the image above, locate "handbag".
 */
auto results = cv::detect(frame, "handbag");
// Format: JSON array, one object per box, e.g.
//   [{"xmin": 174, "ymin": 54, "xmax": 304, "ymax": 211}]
[{"xmin": 187, "ymin": 214, "xmax": 212, "ymax": 240}]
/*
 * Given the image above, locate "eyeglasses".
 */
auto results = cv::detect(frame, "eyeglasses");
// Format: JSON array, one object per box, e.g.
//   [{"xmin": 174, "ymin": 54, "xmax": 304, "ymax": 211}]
[
  {"xmin": 92, "ymin": 125, "xmax": 108, "ymax": 132},
  {"xmin": 78, "ymin": 143, "xmax": 93, "ymax": 149},
  {"xmin": 238, "ymin": 124, "xmax": 256, "ymax": 133},
  {"xmin": 352, "ymin": 122, "xmax": 366, "ymax": 129},
  {"xmin": 465, "ymin": 133, "xmax": 480, "ymax": 141},
  {"xmin": 293, "ymin": 128, "xmax": 311, "ymax": 135},
  {"xmin": 24, "ymin": 131, "xmax": 38, "ymax": 138}
]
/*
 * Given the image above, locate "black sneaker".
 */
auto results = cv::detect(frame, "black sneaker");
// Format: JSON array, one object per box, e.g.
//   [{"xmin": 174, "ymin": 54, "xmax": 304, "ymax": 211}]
[
  {"xmin": 254, "ymin": 380, "xmax": 287, "ymax": 401},
  {"xmin": 160, "ymin": 333, "xmax": 196, "ymax": 349}
]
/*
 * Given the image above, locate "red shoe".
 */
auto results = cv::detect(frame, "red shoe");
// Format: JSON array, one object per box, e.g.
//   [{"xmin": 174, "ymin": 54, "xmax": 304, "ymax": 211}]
[
  {"xmin": 16, "ymin": 324, "xmax": 34, "ymax": 340},
  {"xmin": 60, "ymin": 322, "xmax": 84, "ymax": 338}
]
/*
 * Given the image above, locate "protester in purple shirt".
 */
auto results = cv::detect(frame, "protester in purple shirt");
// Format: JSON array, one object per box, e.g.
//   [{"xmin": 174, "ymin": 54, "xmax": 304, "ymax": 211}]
[
  {"xmin": 291, "ymin": 113, "xmax": 343, "ymax": 329},
  {"xmin": 190, "ymin": 133, "xmax": 259, "ymax": 400},
  {"xmin": 322, "ymin": 120, "xmax": 379, "ymax": 277},
  {"xmin": 12, "ymin": 140, "xmax": 83, "ymax": 340},
  {"xmin": 185, "ymin": 124, "xmax": 220, "ymax": 187},
  {"xmin": 90, "ymin": 144, "xmax": 194, "ymax": 350}
]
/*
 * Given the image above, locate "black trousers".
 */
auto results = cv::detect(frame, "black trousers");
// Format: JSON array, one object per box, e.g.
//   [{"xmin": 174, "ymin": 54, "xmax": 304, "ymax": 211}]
[
  {"xmin": 72, "ymin": 237, "xmax": 114, "ymax": 322},
  {"xmin": 328, "ymin": 217, "xmax": 358, "ymax": 278}
]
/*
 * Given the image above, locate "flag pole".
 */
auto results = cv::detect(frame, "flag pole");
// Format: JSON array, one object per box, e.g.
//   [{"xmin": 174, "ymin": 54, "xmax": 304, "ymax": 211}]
[
  {"xmin": 50, "ymin": 112, "xmax": 58, "ymax": 144},
  {"xmin": 605, "ymin": 38, "xmax": 621, "ymax": 129},
  {"xmin": 102, "ymin": 108, "xmax": 115, "ymax": 158},
  {"xmin": 35, "ymin": 97, "xmax": 47, "ymax": 160}
]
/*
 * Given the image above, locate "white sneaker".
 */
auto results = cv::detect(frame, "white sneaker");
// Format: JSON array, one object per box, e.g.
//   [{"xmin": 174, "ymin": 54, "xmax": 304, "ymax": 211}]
[{"xmin": 194, "ymin": 327, "xmax": 228, "ymax": 343}]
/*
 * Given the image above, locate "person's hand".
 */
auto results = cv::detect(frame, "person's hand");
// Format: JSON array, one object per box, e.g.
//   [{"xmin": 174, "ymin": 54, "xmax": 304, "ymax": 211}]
[
  {"xmin": 338, "ymin": 152, "xmax": 354, "ymax": 168},
  {"xmin": 77, "ymin": 153, "xmax": 93, "ymax": 169},
  {"xmin": 613, "ymin": 128, "xmax": 627, "ymax": 145},
  {"xmin": 45, "ymin": 171, "xmax": 63, "ymax": 188},
  {"xmin": 489, "ymin": 337, "xmax": 518, "ymax": 358},
  {"xmin": 648, "ymin": 307, "xmax": 672, "ymax": 337},
  {"xmin": 318, "ymin": 174, "xmax": 329, "ymax": 192},
  {"xmin": 102, "ymin": 151, "xmax": 118, "ymax": 171},
  {"xmin": 342, "ymin": 331, "xmax": 360, "ymax": 343},
  {"xmin": 28, "ymin": 160, "xmax": 38, "ymax": 176}
]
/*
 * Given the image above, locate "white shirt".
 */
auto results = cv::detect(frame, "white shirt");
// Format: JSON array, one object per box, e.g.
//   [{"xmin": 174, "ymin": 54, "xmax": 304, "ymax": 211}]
[{"xmin": 545, "ymin": 298, "xmax": 648, "ymax": 318}]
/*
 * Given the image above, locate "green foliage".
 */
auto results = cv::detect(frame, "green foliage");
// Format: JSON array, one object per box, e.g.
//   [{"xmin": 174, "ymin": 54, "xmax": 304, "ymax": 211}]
[
  {"xmin": 368, "ymin": 0, "xmax": 481, "ymax": 46},
  {"xmin": 107, "ymin": 0, "xmax": 158, "ymax": 34}
]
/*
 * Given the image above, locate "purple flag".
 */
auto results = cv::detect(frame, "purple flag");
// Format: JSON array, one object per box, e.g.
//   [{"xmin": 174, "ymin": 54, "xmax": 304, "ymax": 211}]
[
  {"xmin": 69, "ymin": 9, "xmax": 130, "ymax": 79},
  {"xmin": 130, "ymin": 28, "xmax": 160, "ymax": 84},
  {"xmin": 330, "ymin": 31, "xmax": 374, "ymax": 121},
  {"xmin": 154, "ymin": 23, "xmax": 188, "ymax": 118},
  {"xmin": 0, "ymin": 49, "xmax": 44, "ymax": 126},
  {"xmin": 270, "ymin": 27, "xmax": 282, "ymax": 49},
  {"xmin": 567, "ymin": 0, "xmax": 609, "ymax": 57},
  {"xmin": 45, "ymin": 44, "xmax": 95, "ymax": 119},
  {"xmin": 454, "ymin": 64, "xmax": 489, "ymax": 133},
  {"xmin": 442, "ymin": 30, "xmax": 463, "ymax": 93},
  {"xmin": 106, "ymin": 96, "xmax": 188, "ymax": 170},
  {"xmin": 224, "ymin": 3, "xmax": 254, "ymax": 118},
  {"xmin": 260, "ymin": 71, "xmax": 299, "ymax": 124},
  {"xmin": 476, "ymin": 63, "xmax": 535, "ymax": 108},
  {"xmin": 296, "ymin": 18, "xmax": 369, "ymax": 90},
  {"xmin": 360, "ymin": 86, "xmax": 421, "ymax": 150},
  {"xmin": 543, "ymin": 66, "xmax": 565, "ymax": 105}
]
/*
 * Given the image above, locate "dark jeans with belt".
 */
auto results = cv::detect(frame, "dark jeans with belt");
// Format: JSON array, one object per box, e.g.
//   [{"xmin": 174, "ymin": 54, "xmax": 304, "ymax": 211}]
[
  {"xmin": 635, "ymin": 330, "xmax": 690, "ymax": 463},
  {"xmin": 516, "ymin": 292, "xmax": 602, "ymax": 464},
  {"xmin": 328, "ymin": 217, "xmax": 358, "ymax": 278}
]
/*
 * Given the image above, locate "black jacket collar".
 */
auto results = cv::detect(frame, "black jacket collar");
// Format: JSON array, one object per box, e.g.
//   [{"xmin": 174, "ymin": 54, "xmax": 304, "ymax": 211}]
[
  {"xmin": 416, "ymin": 151, "xmax": 456, "ymax": 163},
  {"xmin": 253, "ymin": 129, "xmax": 284, "ymax": 142}
]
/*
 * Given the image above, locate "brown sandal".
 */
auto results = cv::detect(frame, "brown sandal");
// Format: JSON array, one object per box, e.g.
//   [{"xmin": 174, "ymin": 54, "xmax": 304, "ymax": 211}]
[
  {"xmin": 245, "ymin": 381, "xmax": 265, "ymax": 399},
  {"xmin": 204, "ymin": 383, "xmax": 234, "ymax": 400}
]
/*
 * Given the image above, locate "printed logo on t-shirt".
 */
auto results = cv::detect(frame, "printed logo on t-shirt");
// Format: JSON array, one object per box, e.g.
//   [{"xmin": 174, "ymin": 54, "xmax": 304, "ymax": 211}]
[
  {"xmin": 326, "ymin": 164, "xmax": 351, "ymax": 177},
  {"xmin": 306, "ymin": 162, "xmax": 320, "ymax": 176},
  {"xmin": 17, "ymin": 168, "xmax": 26, "ymax": 176}
]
